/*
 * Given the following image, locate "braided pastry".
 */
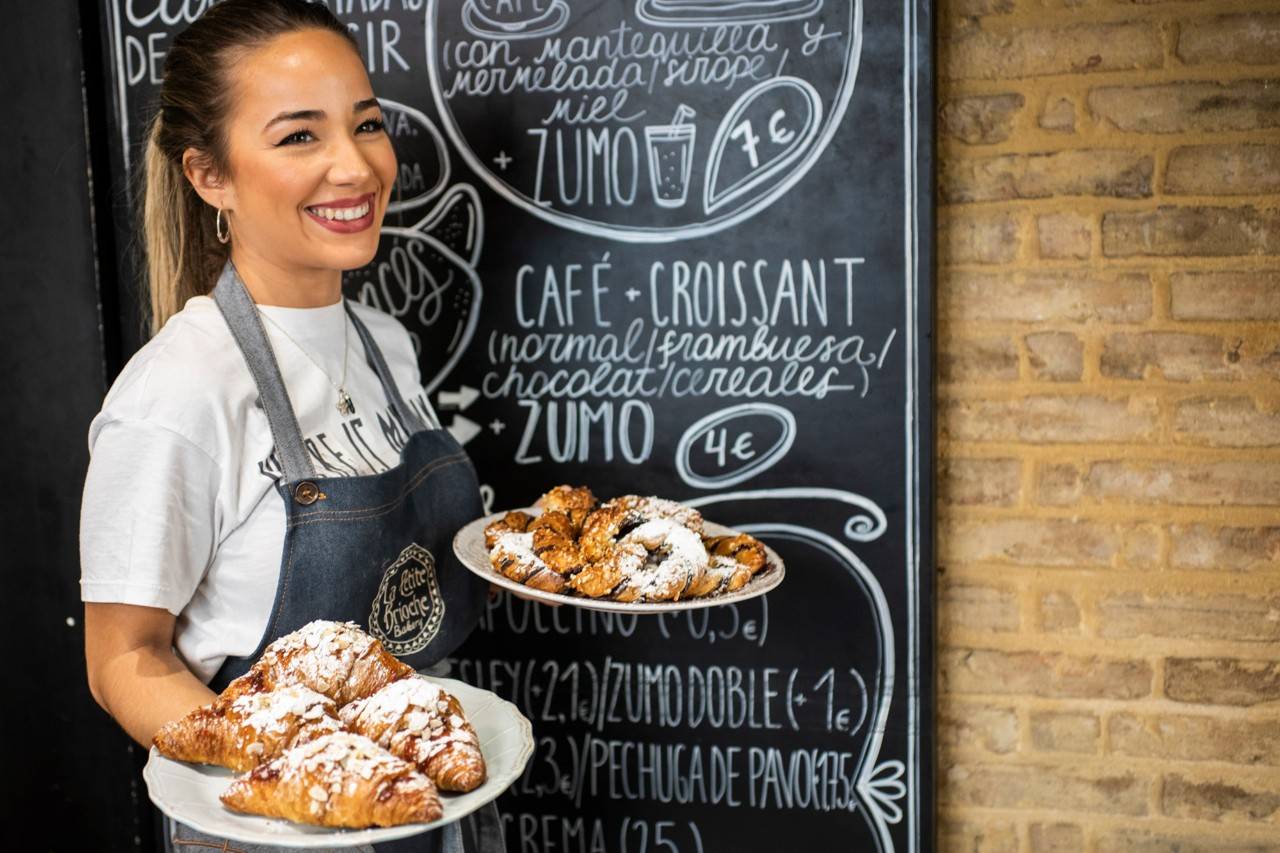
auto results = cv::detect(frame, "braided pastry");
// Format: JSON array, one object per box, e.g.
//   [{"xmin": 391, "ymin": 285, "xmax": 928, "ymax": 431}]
[
  {"xmin": 535, "ymin": 484, "xmax": 598, "ymax": 532},
  {"xmin": 701, "ymin": 534, "xmax": 769, "ymax": 594},
  {"xmin": 484, "ymin": 510, "xmax": 532, "ymax": 548},
  {"xmin": 488, "ymin": 530, "xmax": 568, "ymax": 593},
  {"xmin": 486, "ymin": 485, "xmax": 771, "ymax": 603}
]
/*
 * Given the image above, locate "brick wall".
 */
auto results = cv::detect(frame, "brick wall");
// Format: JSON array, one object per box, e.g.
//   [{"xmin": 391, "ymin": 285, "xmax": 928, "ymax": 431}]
[{"xmin": 935, "ymin": 0, "xmax": 1280, "ymax": 849}]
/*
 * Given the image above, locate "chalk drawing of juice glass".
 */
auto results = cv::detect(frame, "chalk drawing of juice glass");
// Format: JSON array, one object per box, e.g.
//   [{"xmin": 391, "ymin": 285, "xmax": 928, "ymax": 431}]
[{"xmin": 644, "ymin": 105, "xmax": 697, "ymax": 209}]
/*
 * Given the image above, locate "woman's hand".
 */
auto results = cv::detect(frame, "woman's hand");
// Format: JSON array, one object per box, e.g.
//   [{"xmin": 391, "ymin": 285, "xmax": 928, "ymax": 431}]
[{"xmin": 83, "ymin": 602, "xmax": 217, "ymax": 748}]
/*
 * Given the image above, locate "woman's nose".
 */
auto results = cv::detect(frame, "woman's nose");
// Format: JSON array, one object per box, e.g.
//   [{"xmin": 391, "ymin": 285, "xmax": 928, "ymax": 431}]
[{"xmin": 327, "ymin": 134, "xmax": 375, "ymax": 185}]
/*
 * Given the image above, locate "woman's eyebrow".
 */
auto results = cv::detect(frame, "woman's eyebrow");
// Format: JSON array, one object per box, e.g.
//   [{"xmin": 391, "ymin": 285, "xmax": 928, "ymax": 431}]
[{"xmin": 262, "ymin": 97, "xmax": 382, "ymax": 133}]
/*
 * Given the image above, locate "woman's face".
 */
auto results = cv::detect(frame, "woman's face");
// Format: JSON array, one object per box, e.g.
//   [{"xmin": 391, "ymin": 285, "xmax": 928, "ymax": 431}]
[{"xmin": 208, "ymin": 29, "xmax": 395, "ymax": 275}]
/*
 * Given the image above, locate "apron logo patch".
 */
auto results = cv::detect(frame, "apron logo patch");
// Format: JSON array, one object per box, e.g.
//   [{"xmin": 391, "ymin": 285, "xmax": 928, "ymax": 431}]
[{"xmin": 369, "ymin": 543, "xmax": 445, "ymax": 655}]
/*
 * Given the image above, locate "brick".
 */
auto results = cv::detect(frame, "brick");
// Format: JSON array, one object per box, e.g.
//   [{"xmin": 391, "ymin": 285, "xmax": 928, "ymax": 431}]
[
  {"xmin": 939, "ymin": 457, "xmax": 1022, "ymax": 506},
  {"xmin": 943, "ymin": 517, "xmax": 1123, "ymax": 567},
  {"xmin": 1177, "ymin": 14, "xmax": 1280, "ymax": 66},
  {"xmin": 939, "ymin": 703, "xmax": 1020, "ymax": 754},
  {"xmin": 1039, "ymin": 96, "xmax": 1076, "ymax": 133},
  {"xmin": 1103, "ymin": 206, "xmax": 1280, "ymax": 258},
  {"xmin": 1166, "ymin": 145, "xmax": 1280, "ymax": 196},
  {"xmin": 1030, "ymin": 710, "xmax": 1100, "ymax": 754},
  {"xmin": 942, "ymin": 583, "xmax": 1021, "ymax": 633},
  {"xmin": 942, "ymin": 648, "xmax": 1153, "ymax": 699},
  {"xmin": 940, "ymin": 336, "xmax": 1020, "ymax": 382},
  {"xmin": 1109, "ymin": 713, "xmax": 1280, "ymax": 766},
  {"xmin": 1085, "ymin": 460, "xmax": 1280, "ymax": 507},
  {"xmin": 1170, "ymin": 525, "xmax": 1280, "ymax": 573},
  {"xmin": 1026, "ymin": 331, "xmax": 1084, "ymax": 381},
  {"xmin": 1036, "ymin": 213, "xmax": 1091, "ymax": 260},
  {"xmin": 943, "ymin": 270, "xmax": 1152, "ymax": 324},
  {"xmin": 1029, "ymin": 823, "xmax": 1085, "ymax": 853},
  {"xmin": 1037, "ymin": 463, "xmax": 1083, "ymax": 506},
  {"xmin": 943, "ymin": 395, "xmax": 1159, "ymax": 443},
  {"xmin": 938, "ymin": 820, "xmax": 1018, "ymax": 853},
  {"xmin": 1041, "ymin": 591, "xmax": 1082, "ymax": 632},
  {"xmin": 945, "ymin": 21, "xmax": 1162, "ymax": 81},
  {"xmin": 1097, "ymin": 592, "xmax": 1280, "ymax": 642},
  {"xmin": 1088, "ymin": 80, "xmax": 1280, "ymax": 134},
  {"xmin": 941, "ymin": 210, "xmax": 1022, "ymax": 265},
  {"xmin": 1170, "ymin": 270, "xmax": 1280, "ymax": 321},
  {"xmin": 1097, "ymin": 829, "xmax": 1279, "ymax": 853},
  {"xmin": 1100, "ymin": 332, "xmax": 1234, "ymax": 381},
  {"xmin": 1122, "ymin": 524, "xmax": 1162, "ymax": 569},
  {"xmin": 942, "ymin": 149, "xmax": 1153, "ymax": 203},
  {"xmin": 1174, "ymin": 397, "xmax": 1280, "ymax": 448},
  {"xmin": 1162, "ymin": 774, "xmax": 1280, "ymax": 822},
  {"xmin": 944, "ymin": 762, "xmax": 1149, "ymax": 815},
  {"xmin": 940, "ymin": 93, "xmax": 1025, "ymax": 145},
  {"xmin": 1165, "ymin": 657, "xmax": 1280, "ymax": 706}
]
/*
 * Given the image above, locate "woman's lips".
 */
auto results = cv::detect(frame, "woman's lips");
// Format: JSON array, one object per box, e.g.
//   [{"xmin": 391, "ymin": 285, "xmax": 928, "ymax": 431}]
[{"xmin": 304, "ymin": 195, "xmax": 376, "ymax": 234}]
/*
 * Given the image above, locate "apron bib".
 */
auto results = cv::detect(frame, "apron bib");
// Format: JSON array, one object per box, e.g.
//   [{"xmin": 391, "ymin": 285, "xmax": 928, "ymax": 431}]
[{"xmin": 163, "ymin": 259, "xmax": 501, "ymax": 853}]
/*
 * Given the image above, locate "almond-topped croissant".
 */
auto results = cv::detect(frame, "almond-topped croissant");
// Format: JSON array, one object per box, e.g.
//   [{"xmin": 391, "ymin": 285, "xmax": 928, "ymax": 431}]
[
  {"xmin": 220, "ymin": 732, "xmax": 443, "ymax": 828},
  {"xmin": 154, "ymin": 684, "xmax": 344, "ymax": 772},
  {"xmin": 220, "ymin": 620, "xmax": 415, "ymax": 707},
  {"xmin": 340, "ymin": 677, "xmax": 487, "ymax": 792}
]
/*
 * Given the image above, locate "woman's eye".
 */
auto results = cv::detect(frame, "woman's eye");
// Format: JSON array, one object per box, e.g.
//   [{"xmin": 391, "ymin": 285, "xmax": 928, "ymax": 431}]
[
  {"xmin": 277, "ymin": 119, "xmax": 384, "ymax": 147},
  {"xmin": 277, "ymin": 129, "xmax": 314, "ymax": 146}
]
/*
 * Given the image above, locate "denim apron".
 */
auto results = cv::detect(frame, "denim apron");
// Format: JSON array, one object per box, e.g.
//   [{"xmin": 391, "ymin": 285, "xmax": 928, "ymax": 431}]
[{"xmin": 163, "ymin": 259, "xmax": 502, "ymax": 853}]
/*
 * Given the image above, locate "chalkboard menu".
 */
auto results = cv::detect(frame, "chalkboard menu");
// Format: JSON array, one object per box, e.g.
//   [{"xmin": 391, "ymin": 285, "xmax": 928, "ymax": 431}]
[{"xmin": 96, "ymin": 1, "xmax": 933, "ymax": 849}]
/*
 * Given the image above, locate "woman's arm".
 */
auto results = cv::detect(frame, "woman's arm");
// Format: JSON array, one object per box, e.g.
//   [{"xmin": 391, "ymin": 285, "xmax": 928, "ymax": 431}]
[{"xmin": 83, "ymin": 602, "xmax": 216, "ymax": 748}]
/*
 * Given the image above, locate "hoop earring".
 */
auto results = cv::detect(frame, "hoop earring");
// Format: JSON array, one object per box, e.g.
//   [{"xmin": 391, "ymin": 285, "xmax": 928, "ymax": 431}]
[{"xmin": 216, "ymin": 207, "xmax": 231, "ymax": 244}]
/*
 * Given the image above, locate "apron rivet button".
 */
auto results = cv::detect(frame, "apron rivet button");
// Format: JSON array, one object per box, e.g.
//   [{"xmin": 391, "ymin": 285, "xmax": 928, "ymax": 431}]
[{"xmin": 294, "ymin": 481, "xmax": 323, "ymax": 505}]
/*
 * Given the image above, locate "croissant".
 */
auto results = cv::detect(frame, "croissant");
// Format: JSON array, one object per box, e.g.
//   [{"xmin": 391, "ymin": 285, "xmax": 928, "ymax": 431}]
[
  {"xmin": 154, "ymin": 685, "xmax": 343, "ymax": 772},
  {"xmin": 341, "ymin": 677, "xmax": 487, "ymax": 792},
  {"xmin": 220, "ymin": 620, "xmax": 415, "ymax": 707},
  {"xmin": 220, "ymin": 732, "xmax": 442, "ymax": 828}
]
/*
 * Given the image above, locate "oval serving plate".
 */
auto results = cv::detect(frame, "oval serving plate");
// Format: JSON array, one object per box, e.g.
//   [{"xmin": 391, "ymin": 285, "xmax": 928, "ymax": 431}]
[
  {"xmin": 143, "ymin": 676, "xmax": 533, "ymax": 849},
  {"xmin": 454, "ymin": 508, "xmax": 786, "ymax": 613}
]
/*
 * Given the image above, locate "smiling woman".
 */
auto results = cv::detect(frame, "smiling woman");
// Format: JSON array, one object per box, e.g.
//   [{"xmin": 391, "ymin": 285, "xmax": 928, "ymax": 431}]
[{"xmin": 78, "ymin": 2, "xmax": 503, "ymax": 852}]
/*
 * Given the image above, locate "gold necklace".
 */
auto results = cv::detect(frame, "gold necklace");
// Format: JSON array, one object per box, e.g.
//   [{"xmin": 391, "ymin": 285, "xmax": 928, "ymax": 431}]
[{"xmin": 256, "ymin": 302, "xmax": 356, "ymax": 416}]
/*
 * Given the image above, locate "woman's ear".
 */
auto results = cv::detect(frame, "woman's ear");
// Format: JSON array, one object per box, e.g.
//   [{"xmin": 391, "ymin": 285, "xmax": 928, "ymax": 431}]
[{"xmin": 182, "ymin": 147, "xmax": 232, "ymax": 210}]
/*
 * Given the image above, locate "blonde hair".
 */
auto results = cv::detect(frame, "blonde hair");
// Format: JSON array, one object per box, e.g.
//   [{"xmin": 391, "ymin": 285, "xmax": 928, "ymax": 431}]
[{"xmin": 138, "ymin": 0, "xmax": 357, "ymax": 337}]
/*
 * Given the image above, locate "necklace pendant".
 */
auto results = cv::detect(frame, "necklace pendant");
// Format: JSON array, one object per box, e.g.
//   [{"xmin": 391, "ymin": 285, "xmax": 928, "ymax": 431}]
[{"xmin": 337, "ymin": 389, "xmax": 355, "ymax": 416}]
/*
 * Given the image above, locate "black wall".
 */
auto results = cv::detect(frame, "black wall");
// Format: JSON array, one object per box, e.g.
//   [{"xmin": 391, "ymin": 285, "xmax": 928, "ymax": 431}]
[{"xmin": 0, "ymin": 1, "xmax": 149, "ymax": 849}]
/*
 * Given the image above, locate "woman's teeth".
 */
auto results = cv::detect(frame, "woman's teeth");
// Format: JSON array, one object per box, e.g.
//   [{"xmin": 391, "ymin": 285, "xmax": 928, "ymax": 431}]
[{"xmin": 307, "ymin": 201, "xmax": 370, "ymax": 221}]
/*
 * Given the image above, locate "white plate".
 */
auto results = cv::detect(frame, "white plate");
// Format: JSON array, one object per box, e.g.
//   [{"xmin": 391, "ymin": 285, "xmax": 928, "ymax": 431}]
[
  {"xmin": 143, "ymin": 676, "xmax": 533, "ymax": 849},
  {"xmin": 453, "ymin": 508, "xmax": 786, "ymax": 613}
]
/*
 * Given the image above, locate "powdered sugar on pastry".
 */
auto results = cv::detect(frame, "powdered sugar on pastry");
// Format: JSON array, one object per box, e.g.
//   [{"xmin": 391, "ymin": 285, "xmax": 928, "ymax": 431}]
[
  {"xmin": 619, "ymin": 519, "xmax": 709, "ymax": 601},
  {"xmin": 278, "ymin": 733, "xmax": 405, "ymax": 791},
  {"xmin": 343, "ymin": 678, "xmax": 480, "ymax": 763},
  {"xmin": 489, "ymin": 531, "xmax": 549, "ymax": 581},
  {"xmin": 229, "ymin": 684, "xmax": 341, "ymax": 738},
  {"xmin": 616, "ymin": 495, "xmax": 704, "ymax": 534},
  {"xmin": 259, "ymin": 620, "xmax": 374, "ymax": 694}
]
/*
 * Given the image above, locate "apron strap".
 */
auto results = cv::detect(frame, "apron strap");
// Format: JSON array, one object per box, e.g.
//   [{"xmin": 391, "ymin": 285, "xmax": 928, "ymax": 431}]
[
  {"xmin": 211, "ymin": 259, "xmax": 317, "ymax": 483},
  {"xmin": 344, "ymin": 305, "xmax": 442, "ymax": 433}
]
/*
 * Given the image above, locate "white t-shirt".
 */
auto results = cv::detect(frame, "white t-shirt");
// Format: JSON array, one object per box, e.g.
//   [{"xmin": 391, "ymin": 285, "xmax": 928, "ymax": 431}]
[{"xmin": 79, "ymin": 293, "xmax": 441, "ymax": 683}]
